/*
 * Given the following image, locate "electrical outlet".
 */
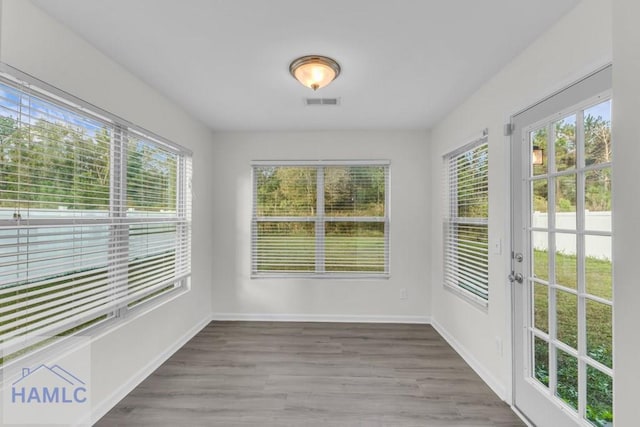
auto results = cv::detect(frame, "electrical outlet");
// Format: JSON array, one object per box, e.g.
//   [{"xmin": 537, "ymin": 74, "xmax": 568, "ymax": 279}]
[{"xmin": 400, "ymin": 288, "xmax": 408, "ymax": 300}]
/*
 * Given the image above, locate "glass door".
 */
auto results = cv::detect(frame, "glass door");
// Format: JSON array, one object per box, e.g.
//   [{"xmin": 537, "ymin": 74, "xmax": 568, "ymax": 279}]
[{"xmin": 511, "ymin": 66, "xmax": 613, "ymax": 427}]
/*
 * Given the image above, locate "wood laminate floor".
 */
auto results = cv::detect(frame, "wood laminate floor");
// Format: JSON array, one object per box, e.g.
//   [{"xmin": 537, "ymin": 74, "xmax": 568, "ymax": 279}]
[{"xmin": 97, "ymin": 321, "xmax": 525, "ymax": 427}]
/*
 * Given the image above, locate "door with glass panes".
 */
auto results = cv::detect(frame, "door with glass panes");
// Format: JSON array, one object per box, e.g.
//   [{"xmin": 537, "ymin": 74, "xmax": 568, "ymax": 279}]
[{"xmin": 511, "ymin": 66, "xmax": 613, "ymax": 427}]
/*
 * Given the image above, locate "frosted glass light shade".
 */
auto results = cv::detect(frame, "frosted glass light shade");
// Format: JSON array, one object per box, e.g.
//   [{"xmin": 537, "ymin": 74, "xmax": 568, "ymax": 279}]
[{"xmin": 290, "ymin": 56, "xmax": 341, "ymax": 91}]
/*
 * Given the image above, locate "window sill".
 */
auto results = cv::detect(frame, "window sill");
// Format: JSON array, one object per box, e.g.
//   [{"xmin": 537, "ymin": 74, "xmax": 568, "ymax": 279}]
[
  {"xmin": 252, "ymin": 273, "xmax": 390, "ymax": 280},
  {"xmin": 443, "ymin": 284, "xmax": 489, "ymax": 311}
]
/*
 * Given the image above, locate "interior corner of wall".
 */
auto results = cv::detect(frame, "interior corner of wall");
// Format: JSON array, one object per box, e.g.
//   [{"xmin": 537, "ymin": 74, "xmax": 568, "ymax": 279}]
[{"xmin": 431, "ymin": 318, "xmax": 507, "ymax": 401}]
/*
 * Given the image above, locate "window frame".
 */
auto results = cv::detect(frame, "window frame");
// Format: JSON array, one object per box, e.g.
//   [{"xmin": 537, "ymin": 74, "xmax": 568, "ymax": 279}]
[
  {"xmin": 443, "ymin": 136, "xmax": 490, "ymax": 306},
  {"xmin": 251, "ymin": 160, "xmax": 390, "ymax": 279},
  {"xmin": 0, "ymin": 63, "xmax": 192, "ymax": 365}
]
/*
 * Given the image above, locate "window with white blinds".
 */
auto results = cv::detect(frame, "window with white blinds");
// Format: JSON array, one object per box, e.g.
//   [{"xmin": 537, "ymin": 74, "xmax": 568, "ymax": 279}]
[
  {"xmin": 0, "ymin": 69, "xmax": 192, "ymax": 364},
  {"xmin": 443, "ymin": 137, "xmax": 489, "ymax": 304},
  {"xmin": 252, "ymin": 161, "xmax": 389, "ymax": 277}
]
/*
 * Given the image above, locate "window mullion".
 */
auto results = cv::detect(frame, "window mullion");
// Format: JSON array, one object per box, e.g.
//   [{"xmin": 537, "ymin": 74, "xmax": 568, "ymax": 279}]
[
  {"xmin": 176, "ymin": 155, "xmax": 190, "ymax": 283},
  {"xmin": 109, "ymin": 125, "xmax": 128, "ymax": 316},
  {"xmin": 316, "ymin": 167, "xmax": 325, "ymax": 273},
  {"xmin": 576, "ymin": 108, "xmax": 588, "ymax": 420},
  {"xmin": 251, "ymin": 166, "xmax": 258, "ymax": 273},
  {"xmin": 385, "ymin": 166, "xmax": 390, "ymax": 272}
]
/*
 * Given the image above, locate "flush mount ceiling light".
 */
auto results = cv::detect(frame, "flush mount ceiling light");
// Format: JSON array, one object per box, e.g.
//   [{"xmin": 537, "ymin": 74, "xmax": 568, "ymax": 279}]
[{"xmin": 289, "ymin": 55, "xmax": 341, "ymax": 91}]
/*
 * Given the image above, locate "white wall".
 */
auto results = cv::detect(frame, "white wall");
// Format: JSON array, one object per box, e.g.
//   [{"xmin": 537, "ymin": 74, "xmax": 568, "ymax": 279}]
[
  {"xmin": 0, "ymin": 0, "xmax": 214, "ymax": 423},
  {"xmin": 210, "ymin": 130, "xmax": 431, "ymax": 322},
  {"xmin": 612, "ymin": 0, "xmax": 640, "ymax": 424},
  {"xmin": 428, "ymin": 0, "xmax": 612, "ymax": 400}
]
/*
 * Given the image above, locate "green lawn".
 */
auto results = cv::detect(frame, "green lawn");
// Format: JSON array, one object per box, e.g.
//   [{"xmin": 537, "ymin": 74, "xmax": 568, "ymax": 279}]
[
  {"xmin": 533, "ymin": 249, "xmax": 612, "ymax": 361},
  {"xmin": 0, "ymin": 254, "xmax": 175, "ymax": 365},
  {"xmin": 256, "ymin": 235, "xmax": 385, "ymax": 273},
  {"xmin": 532, "ymin": 249, "xmax": 613, "ymax": 426}
]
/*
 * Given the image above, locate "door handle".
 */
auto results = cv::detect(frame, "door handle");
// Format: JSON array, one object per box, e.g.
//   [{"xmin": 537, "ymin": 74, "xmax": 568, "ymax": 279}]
[{"xmin": 509, "ymin": 272, "xmax": 523, "ymax": 284}]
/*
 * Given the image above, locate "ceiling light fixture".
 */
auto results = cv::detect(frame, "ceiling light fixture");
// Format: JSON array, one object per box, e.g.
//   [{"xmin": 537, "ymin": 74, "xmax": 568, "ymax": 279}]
[{"xmin": 289, "ymin": 55, "xmax": 341, "ymax": 91}]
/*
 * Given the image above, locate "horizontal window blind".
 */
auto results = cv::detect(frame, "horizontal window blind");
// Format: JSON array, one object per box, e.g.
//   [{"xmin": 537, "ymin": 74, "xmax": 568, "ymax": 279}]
[
  {"xmin": 0, "ymin": 81, "xmax": 113, "ymax": 215},
  {"xmin": 0, "ymin": 70, "xmax": 192, "ymax": 363},
  {"xmin": 443, "ymin": 138, "xmax": 489, "ymax": 302},
  {"xmin": 252, "ymin": 162, "xmax": 389, "ymax": 277},
  {"xmin": 123, "ymin": 133, "xmax": 191, "ymax": 308}
]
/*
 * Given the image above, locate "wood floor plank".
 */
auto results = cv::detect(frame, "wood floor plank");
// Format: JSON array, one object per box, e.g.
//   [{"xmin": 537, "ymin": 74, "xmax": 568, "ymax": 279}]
[{"xmin": 96, "ymin": 322, "xmax": 525, "ymax": 427}]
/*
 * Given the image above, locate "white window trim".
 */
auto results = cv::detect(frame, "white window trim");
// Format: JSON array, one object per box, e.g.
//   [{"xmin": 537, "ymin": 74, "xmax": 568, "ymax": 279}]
[{"xmin": 251, "ymin": 160, "xmax": 390, "ymax": 279}]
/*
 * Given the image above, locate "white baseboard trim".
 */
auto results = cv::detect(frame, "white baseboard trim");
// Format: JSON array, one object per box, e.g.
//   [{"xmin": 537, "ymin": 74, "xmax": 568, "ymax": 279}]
[
  {"xmin": 211, "ymin": 312, "xmax": 431, "ymax": 324},
  {"xmin": 90, "ymin": 314, "xmax": 212, "ymax": 424},
  {"xmin": 430, "ymin": 319, "xmax": 508, "ymax": 401}
]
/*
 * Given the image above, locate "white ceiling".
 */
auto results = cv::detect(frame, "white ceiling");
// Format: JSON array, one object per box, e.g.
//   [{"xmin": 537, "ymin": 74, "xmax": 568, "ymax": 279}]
[{"xmin": 33, "ymin": 0, "xmax": 580, "ymax": 132}]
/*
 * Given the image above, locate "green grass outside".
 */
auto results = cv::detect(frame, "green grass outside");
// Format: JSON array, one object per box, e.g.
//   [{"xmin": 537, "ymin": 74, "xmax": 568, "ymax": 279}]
[
  {"xmin": 532, "ymin": 249, "xmax": 613, "ymax": 426},
  {"xmin": 533, "ymin": 249, "xmax": 612, "ymax": 359},
  {"xmin": 256, "ymin": 235, "xmax": 385, "ymax": 273},
  {"xmin": 0, "ymin": 253, "xmax": 176, "ymax": 365}
]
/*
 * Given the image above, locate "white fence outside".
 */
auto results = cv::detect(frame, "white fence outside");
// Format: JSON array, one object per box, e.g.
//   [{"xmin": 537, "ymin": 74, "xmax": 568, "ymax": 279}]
[
  {"xmin": 0, "ymin": 208, "xmax": 177, "ymax": 286},
  {"xmin": 532, "ymin": 211, "xmax": 611, "ymax": 260}
]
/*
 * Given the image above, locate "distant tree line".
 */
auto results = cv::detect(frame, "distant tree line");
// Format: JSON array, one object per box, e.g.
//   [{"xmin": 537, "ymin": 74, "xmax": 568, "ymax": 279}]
[
  {"xmin": 256, "ymin": 166, "xmax": 385, "ymax": 217},
  {"xmin": 255, "ymin": 166, "xmax": 386, "ymax": 236},
  {"xmin": 0, "ymin": 116, "xmax": 177, "ymax": 212},
  {"xmin": 455, "ymin": 144, "xmax": 488, "ymax": 219},
  {"xmin": 532, "ymin": 112, "xmax": 611, "ymax": 213}
]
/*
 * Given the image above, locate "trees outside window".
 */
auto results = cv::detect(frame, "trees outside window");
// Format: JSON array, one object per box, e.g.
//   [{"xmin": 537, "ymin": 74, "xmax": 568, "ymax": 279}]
[{"xmin": 252, "ymin": 162, "xmax": 389, "ymax": 277}]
